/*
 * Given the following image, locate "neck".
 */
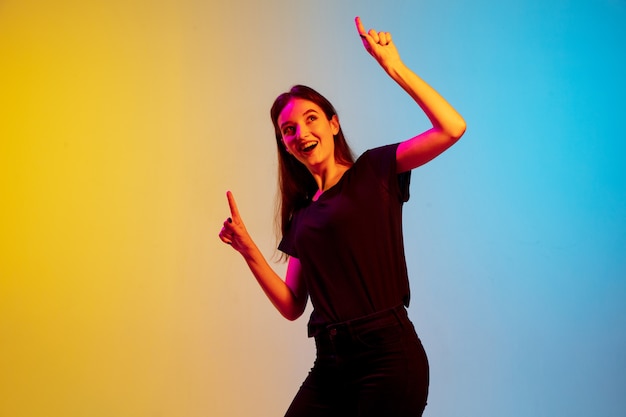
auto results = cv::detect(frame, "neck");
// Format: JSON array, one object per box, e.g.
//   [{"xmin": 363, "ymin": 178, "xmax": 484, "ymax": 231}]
[{"xmin": 310, "ymin": 162, "xmax": 350, "ymax": 199}]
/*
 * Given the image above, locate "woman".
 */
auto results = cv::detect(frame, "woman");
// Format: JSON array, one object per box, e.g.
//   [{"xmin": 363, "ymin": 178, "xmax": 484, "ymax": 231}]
[{"xmin": 219, "ymin": 17, "xmax": 466, "ymax": 417}]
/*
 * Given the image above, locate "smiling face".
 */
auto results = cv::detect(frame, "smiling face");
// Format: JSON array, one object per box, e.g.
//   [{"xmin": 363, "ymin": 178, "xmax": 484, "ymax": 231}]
[{"xmin": 277, "ymin": 98, "xmax": 340, "ymax": 173}]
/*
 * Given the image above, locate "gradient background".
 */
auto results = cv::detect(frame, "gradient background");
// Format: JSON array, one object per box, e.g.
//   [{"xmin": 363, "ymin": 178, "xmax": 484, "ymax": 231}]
[{"xmin": 1, "ymin": 0, "xmax": 625, "ymax": 416}]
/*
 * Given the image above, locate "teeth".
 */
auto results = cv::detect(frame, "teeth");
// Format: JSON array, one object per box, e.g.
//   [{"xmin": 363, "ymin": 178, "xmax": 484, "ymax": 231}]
[{"xmin": 300, "ymin": 141, "xmax": 317, "ymax": 152}]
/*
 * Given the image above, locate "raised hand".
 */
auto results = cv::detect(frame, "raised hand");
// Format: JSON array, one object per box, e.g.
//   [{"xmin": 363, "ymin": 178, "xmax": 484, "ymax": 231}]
[
  {"xmin": 218, "ymin": 191, "xmax": 253, "ymax": 254},
  {"xmin": 355, "ymin": 16, "xmax": 403, "ymax": 72}
]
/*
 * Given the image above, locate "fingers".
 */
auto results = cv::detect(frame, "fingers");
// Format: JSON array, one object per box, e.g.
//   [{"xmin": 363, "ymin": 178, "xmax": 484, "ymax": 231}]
[
  {"xmin": 219, "ymin": 215, "xmax": 232, "ymax": 241},
  {"xmin": 226, "ymin": 190, "xmax": 241, "ymax": 222},
  {"xmin": 219, "ymin": 223, "xmax": 232, "ymax": 244},
  {"xmin": 377, "ymin": 31, "xmax": 391, "ymax": 46},
  {"xmin": 219, "ymin": 230, "xmax": 232, "ymax": 245},
  {"xmin": 366, "ymin": 28, "xmax": 378, "ymax": 44},
  {"xmin": 368, "ymin": 29, "xmax": 392, "ymax": 45},
  {"xmin": 355, "ymin": 16, "xmax": 391, "ymax": 48}
]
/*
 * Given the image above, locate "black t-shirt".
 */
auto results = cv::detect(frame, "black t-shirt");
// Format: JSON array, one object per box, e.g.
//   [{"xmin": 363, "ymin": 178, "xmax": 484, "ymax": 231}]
[{"xmin": 278, "ymin": 143, "xmax": 412, "ymax": 336}]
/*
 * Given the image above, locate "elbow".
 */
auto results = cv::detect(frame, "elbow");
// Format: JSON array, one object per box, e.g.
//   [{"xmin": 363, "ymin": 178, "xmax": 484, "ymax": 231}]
[
  {"xmin": 284, "ymin": 313, "xmax": 300, "ymax": 321},
  {"xmin": 448, "ymin": 117, "xmax": 467, "ymax": 141},
  {"xmin": 283, "ymin": 309, "xmax": 303, "ymax": 321},
  {"xmin": 281, "ymin": 300, "xmax": 306, "ymax": 321}
]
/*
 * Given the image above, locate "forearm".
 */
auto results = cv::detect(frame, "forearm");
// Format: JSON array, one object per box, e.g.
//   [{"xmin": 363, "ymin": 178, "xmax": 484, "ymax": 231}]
[
  {"xmin": 385, "ymin": 61, "xmax": 466, "ymax": 138},
  {"xmin": 219, "ymin": 191, "xmax": 305, "ymax": 320},
  {"xmin": 240, "ymin": 243, "xmax": 304, "ymax": 321}
]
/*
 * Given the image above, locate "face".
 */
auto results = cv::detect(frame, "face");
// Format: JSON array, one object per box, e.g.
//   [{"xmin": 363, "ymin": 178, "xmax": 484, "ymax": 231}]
[{"xmin": 277, "ymin": 98, "xmax": 340, "ymax": 172}]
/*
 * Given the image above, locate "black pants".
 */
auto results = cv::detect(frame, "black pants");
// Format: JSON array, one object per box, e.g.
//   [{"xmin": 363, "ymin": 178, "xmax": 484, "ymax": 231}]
[{"xmin": 285, "ymin": 306, "xmax": 429, "ymax": 417}]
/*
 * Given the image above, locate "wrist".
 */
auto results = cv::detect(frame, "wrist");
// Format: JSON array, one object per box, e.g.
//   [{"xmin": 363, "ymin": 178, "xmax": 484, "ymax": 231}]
[
  {"xmin": 382, "ymin": 59, "xmax": 408, "ymax": 78},
  {"xmin": 239, "ymin": 238, "xmax": 260, "ymax": 260}
]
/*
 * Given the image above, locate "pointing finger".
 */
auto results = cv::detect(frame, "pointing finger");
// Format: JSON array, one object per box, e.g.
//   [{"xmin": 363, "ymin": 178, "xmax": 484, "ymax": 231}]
[
  {"xmin": 355, "ymin": 16, "xmax": 376, "ymax": 50},
  {"xmin": 355, "ymin": 16, "xmax": 367, "ymax": 36},
  {"xmin": 226, "ymin": 190, "xmax": 241, "ymax": 221}
]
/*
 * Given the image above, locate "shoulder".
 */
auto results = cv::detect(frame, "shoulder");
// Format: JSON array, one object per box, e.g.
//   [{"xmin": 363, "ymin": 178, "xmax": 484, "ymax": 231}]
[
  {"xmin": 360, "ymin": 143, "xmax": 400, "ymax": 162},
  {"xmin": 357, "ymin": 143, "xmax": 410, "ymax": 203},
  {"xmin": 355, "ymin": 143, "xmax": 401, "ymax": 177}
]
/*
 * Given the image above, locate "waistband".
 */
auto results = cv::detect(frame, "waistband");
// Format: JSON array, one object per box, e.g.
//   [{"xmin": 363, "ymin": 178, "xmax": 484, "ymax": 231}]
[{"xmin": 309, "ymin": 304, "xmax": 407, "ymax": 338}]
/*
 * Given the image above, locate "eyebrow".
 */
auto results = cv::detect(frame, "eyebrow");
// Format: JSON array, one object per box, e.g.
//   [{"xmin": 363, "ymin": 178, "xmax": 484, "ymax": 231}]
[{"xmin": 279, "ymin": 109, "xmax": 319, "ymax": 130}]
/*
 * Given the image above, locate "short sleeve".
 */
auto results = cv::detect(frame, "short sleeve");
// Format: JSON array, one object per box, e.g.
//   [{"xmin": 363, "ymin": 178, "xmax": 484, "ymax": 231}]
[
  {"xmin": 278, "ymin": 216, "xmax": 298, "ymax": 257},
  {"xmin": 363, "ymin": 143, "xmax": 411, "ymax": 203}
]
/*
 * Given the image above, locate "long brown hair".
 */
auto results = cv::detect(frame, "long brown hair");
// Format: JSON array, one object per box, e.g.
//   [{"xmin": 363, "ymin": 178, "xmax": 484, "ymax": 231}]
[{"xmin": 270, "ymin": 85, "xmax": 355, "ymax": 241}]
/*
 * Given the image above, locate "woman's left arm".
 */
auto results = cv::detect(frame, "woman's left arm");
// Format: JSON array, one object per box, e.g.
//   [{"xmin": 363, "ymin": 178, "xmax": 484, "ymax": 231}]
[{"xmin": 356, "ymin": 17, "xmax": 466, "ymax": 173}]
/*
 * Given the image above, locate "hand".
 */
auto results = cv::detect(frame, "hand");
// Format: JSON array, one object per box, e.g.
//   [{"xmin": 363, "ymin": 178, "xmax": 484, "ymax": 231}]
[
  {"xmin": 355, "ymin": 16, "xmax": 403, "ymax": 71},
  {"xmin": 218, "ymin": 191, "xmax": 253, "ymax": 254}
]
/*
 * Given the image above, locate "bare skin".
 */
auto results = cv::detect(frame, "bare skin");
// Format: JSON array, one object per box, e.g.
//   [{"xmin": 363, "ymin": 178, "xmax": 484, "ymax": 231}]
[
  {"xmin": 218, "ymin": 17, "xmax": 466, "ymax": 320},
  {"xmin": 277, "ymin": 98, "xmax": 348, "ymax": 198}
]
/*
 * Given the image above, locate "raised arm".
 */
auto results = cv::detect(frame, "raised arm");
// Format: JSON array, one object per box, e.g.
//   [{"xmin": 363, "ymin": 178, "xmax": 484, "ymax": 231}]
[
  {"xmin": 218, "ymin": 191, "xmax": 308, "ymax": 320},
  {"xmin": 355, "ymin": 16, "xmax": 466, "ymax": 172}
]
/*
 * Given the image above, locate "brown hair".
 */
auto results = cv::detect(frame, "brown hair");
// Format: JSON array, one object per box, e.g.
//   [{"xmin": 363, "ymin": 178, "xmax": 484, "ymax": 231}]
[{"xmin": 270, "ymin": 85, "xmax": 355, "ymax": 242}]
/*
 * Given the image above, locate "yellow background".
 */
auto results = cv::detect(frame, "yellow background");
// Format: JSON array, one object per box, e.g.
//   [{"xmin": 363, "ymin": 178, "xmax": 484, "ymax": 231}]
[{"xmin": 1, "ymin": 1, "xmax": 310, "ymax": 415}]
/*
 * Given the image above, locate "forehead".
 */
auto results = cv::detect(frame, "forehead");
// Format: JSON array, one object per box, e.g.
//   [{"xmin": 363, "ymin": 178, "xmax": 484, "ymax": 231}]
[{"xmin": 277, "ymin": 98, "xmax": 323, "ymax": 124}]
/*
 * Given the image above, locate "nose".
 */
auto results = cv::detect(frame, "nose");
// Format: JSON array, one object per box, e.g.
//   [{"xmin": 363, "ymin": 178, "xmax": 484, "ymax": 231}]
[{"xmin": 296, "ymin": 124, "xmax": 310, "ymax": 139}]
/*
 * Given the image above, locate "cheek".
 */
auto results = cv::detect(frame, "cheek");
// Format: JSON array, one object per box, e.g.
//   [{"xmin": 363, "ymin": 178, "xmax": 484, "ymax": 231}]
[{"xmin": 282, "ymin": 137, "xmax": 296, "ymax": 152}]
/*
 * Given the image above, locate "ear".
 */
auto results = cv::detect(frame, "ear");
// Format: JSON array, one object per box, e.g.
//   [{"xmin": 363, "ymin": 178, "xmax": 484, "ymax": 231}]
[{"xmin": 330, "ymin": 115, "xmax": 340, "ymax": 135}]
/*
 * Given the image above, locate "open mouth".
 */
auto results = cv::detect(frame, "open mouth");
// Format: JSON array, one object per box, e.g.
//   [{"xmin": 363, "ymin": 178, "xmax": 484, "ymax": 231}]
[{"xmin": 300, "ymin": 142, "xmax": 318, "ymax": 153}]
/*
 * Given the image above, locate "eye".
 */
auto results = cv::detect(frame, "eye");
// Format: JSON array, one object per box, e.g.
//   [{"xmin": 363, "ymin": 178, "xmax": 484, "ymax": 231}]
[
  {"xmin": 282, "ymin": 126, "xmax": 295, "ymax": 136},
  {"xmin": 307, "ymin": 114, "xmax": 318, "ymax": 122}
]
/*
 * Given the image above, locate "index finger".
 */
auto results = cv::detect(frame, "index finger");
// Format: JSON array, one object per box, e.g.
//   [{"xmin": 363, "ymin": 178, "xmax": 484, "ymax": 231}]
[
  {"xmin": 355, "ymin": 16, "xmax": 367, "ymax": 37},
  {"xmin": 226, "ymin": 190, "xmax": 241, "ymax": 220}
]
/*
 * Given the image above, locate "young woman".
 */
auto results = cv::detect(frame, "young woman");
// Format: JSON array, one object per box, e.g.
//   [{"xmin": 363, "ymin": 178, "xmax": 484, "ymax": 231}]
[{"xmin": 219, "ymin": 17, "xmax": 466, "ymax": 417}]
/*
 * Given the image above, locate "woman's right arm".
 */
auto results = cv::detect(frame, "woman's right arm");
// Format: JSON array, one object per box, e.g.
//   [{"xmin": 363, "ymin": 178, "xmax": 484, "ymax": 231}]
[{"xmin": 218, "ymin": 191, "xmax": 308, "ymax": 321}]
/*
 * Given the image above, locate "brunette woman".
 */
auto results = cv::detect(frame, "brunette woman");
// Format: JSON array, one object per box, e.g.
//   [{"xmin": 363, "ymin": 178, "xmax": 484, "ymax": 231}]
[{"xmin": 219, "ymin": 16, "xmax": 466, "ymax": 417}]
